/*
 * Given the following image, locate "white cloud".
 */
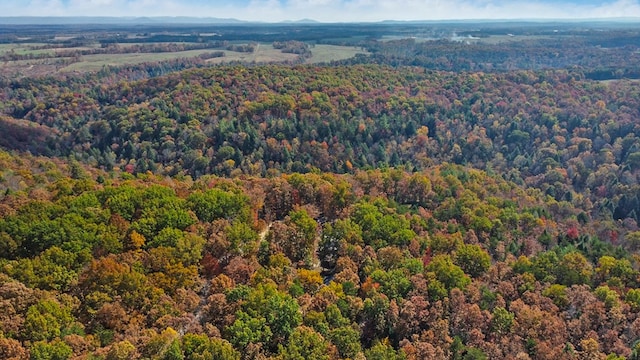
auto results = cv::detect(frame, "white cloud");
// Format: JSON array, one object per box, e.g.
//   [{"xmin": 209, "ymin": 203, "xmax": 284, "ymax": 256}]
[
  {"xmin": 2, "ymin": 0, "xmax": 66, "ymax": 16},
  {"xmin": 1, "ymin": 0, "xmax": 640, "ymax": 21}
]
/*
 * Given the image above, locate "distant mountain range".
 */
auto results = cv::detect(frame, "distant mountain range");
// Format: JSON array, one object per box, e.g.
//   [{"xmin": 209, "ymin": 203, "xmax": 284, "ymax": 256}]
[
  {"xmin": 0, "ymin": 16, "xmax": 638, "ymax": 25},
  {"xmin": 0, "ymin": 17, "xmax": 248, "ymax": 25}
]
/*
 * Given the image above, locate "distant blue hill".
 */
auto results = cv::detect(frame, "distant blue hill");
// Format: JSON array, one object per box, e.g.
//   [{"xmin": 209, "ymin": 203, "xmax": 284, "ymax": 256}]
[
  {"xmin": 1, "ymin": 16, "xmax": 639, "ymax": 26},
  {"xmin": 0, "ymin": 16, "xmax": 248, "ymax": 25}
]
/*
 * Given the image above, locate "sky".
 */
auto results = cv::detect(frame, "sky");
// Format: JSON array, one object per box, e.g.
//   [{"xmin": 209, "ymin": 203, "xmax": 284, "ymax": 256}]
[{"xmin": 2, "ymin": 0, "xmax": 640, "ymax": 22}]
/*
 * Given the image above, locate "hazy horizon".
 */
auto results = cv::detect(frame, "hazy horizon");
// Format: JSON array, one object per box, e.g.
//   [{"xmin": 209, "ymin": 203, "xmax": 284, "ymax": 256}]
[{"xmin": 2, "ymin": 0, "xmax": 640, "ymax": 23}]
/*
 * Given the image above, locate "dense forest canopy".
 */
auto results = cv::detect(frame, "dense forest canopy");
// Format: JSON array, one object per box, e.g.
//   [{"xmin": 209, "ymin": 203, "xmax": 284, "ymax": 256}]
[
  {"xmin": 0, "ymin": 22, "xmax": 639, "ymax": 360},
  {"xmin": 2, "ymin": 65, "xmax": 638, "ymax": 226}
]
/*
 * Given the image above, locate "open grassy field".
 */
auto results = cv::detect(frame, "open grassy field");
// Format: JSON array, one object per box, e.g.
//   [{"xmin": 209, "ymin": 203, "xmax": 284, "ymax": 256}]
[
  {"xmin": 0, "ymin": 57, "xmax": 72, "ymax": 78},
  {"xmin": 473, "ymin": 34, "xmax": 562, "ymax": 44},
  {"xmin": 305, "ymin": 44, "xmax": 368, "ymax": 64},
  {"xmin": 0, "ymin": 43, "xmax": 51, "ymax": 56},
  {"xmin": 380, "ymin": 34, "xmax": 565, "ymax": 45},
  {"xmin": 205, "ymin": 43, "xmax": 369, "ymax": 65},
  {"xmin": 1, "ymin": 41, "xmax": 367, "ymax": 76},
  {"xmin": 0, "ymin": 42, "xmax": 103, "ymax": 56},
  {"xmin": 205, "ymin": 44, "xmax": 299, "ymax": 64},
  {"xmin": 598, "ymin": 78, "xmax": 640, "ymax": 86},
  {"xmin": 60, "ymin": 49, "xmax": 218, "ymax": 72},
  {"xmin": 62, "ymin": 43, "xmax": 368, "ymax": 71},
  {"xmin": 380, "ymin": 35, "xmax": 439, "ymax": 42}
]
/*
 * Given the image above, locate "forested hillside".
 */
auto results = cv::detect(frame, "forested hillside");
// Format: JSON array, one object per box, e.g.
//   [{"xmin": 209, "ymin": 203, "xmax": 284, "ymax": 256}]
[
  {"xmin": 1, "ymin": 150, "xmax": 639, "ymax": 359},
  {"xmin": 1, "ymin": 23, "xmax": 640, "ymax": 360},
  {"xmin": 351, "ymin": 36, "xmax": 640, "ymax": 76},
  {"xmin": 2, "ymin": 65, "xmax": 639, "ymax": 228}
]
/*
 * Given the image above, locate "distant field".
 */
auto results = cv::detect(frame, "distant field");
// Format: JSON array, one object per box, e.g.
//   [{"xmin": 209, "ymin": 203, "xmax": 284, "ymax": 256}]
[
  {"xmin": 0, "ymin": 43, "xmax": 50, "ymax": 55},
  {"xmin": 205, "ymin": 44, "xmax": 368, "ymax": 65},
  {"xmin": 474, "ymin": 34, "xmax": 560, "ymax": 44},
  {"xmin": 380, "ymin": 35, "xmax": 439, "ymax": 42},
  {"xmin": 380, "ymin": 34, "xmax": 563, "ymax": 45},
  {"xmin": 598, "ymin": 78, "xmax": 640, "ymax": 86},
  {"xmin": 205, "ymin": 44, "xmax": 299, "ymax": 64},
  {"xmin": 305, "ymin": 44, "xmax": 368, "ymax": 64},
  {"xmin": 0, "ymin": 43, "xmax": 103, "ymax": 56},
  {"xmin": 60, "ymin": 49, "xmax": 218, "ymax": 72},
  {"xmin": 0, "ymin": 41, "xmax": 367, "ymax": 75}
]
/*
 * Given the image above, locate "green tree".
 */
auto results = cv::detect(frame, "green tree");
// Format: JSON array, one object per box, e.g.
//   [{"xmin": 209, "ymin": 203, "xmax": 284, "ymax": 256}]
[
  {"xmin": 462, "ymin": 347, "xmax": 488, "ymax": 360},
  {"xmin": 556, "ymin": 251, "xmax": 592, "ymax": 286},
  {"xmin": 426, "ymin": 254, "xmax": 471, "ymax": 291},
  {"xmin": 188, "ymin": 189, "xmax": 250, "ymax": 223},
  {"xmin": 427, "ymin": 279, "xmax": 448, "ymax": 301},
  {"xmin": 324, "ymin": 304, "xmax": 350, "ymax": 328},
  {"xmin": 286, "ymin": 209, "xmax": 318, "ymax": 264},
  {"xmin": 148, "ymin": 227, "xmax": 184, "ymax": 248},
  {"xmin": 276, "ymin": 326, "xmax": 331, "ymax": 360},
  {"xmin": 132, "ymin": 205, "xmax": 196, "ymax": 240},
  {"xmin": 625, "ymin": 289, "xmax": 640, "ymax": 310},
  {"xmin": 143, "ymin": 328, "xmax": 180, "ymax": 359},
  {"xmin": 364, "ymin": 341, "xmax": 405, "ymax": 360},
  {"xmin": 361, "ymin": 293, "xmax": 391, "ymax": 342},
  {"xmin": 102, "ymin": 185, "xmax": 138, "ymax": 221},
  {"xmin": 8, "ymin": 246, "xmax": 84, "ymax": 291},
  {"xmin": 319, "ymin": 218, "xmax": 363, "ymax": 270},
  {"xmin": 327, "ymin": 326, "xmax": 361, "ymax": 359},
  {"xmin": 595, "ymin": 285, "xmax": 620, "ymax": 309},
  {"xmin": 531, "ymin": 251, "xmax": 559, "ymax": 283},
  {"xmin": 183, "ymin": 334, "xmax": 240, "ymax": 360},
  {"xmin": 369, "ymin": 269, "xmax": 412, "ymax": 301},
  {"xmin": 595, "ymin": 255, "xmax": 637, "ymax": 288},
  {"xmin": 226, "ymin": 311, "xmax": 272, "ymax": 349},
  {"xmin": 454, "ymin": 244, "xmax": 491, "ymax": 278},
  {"xmin": 106, "ymin": 341, "xmax": 136, "ymax": 360},
  {"xmin": 29, "ymin": 340, "xmax": 72, "ymax": 360},
  {"xmin": 542, "ymin": 284, "xmax": 569, "ymax": 308},
  {"xmin": 226, "ymin": 280, "xmax": 302, "ymax": 351},
  {"xmin": 174, "ymin": 232, "xmax": 206, "ymax": 266},
  {"xmin": 490, "ymin": 307, "xmax": 514, "ymax": 335},
  {"xmin": 163, "ymin": 339, "xmax": 184, "ymax": 360},
  {"xmin": 225, "ymin": 221, "xmax": 259, "ymax": 256},
  {"xmin": 23, "ymin": 299, "xmax": 74, "ymax": 342},
  {"xmin": 246, "ymin": 282, "xmax": 302, "ymax": 344}
]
